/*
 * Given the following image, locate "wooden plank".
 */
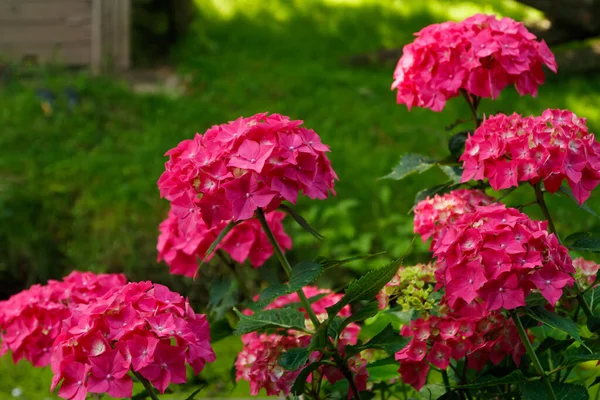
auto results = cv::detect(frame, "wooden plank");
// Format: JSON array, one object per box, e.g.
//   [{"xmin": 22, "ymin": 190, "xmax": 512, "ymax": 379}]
[
  {"xmin": 90, "ymin": 0, "xmax": 101, "ymax": 74},
  {"xmin": 0, "ymin": 1, "xmax": 91, "ymax": 20},
  {"xmin": 0, "ymin": 23, "xmax": 91, "ymax": 44},
  {"xmin": 0, "ymin": 41, "xmax": 90, "ymax": 65}
]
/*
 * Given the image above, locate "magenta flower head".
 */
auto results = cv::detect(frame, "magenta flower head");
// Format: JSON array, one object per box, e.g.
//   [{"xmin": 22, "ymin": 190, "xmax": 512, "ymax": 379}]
[
  {"xmin": 50, "ymin": 281, "xmax": 215, "ymax": 399},
  {"xmin": 158, "ymin": 208, "xmax": 292, "ymax": 277},
  {"xmin": 432, "ymin": 203, "xmax": 574, "ymax": 310},
  {"xmin": 392, "ymin": 14, "xmax": 557, "ymax": 111},
  {"xmin": 461, "ymin": 109, "xmax": 600, "ymax": 204},
  {"xmin": 396, "ymin": 304, "xmax": 525, "ymax": 390},
  {"xmin": 158, "ymin": 113, "xmax": 337, "ymax": 230},
  {"xmin": 235, "ymin": 286, "xmax": 367, "ymax": 396},
  {"xmin": 0, "ymin": 271, "xmax": 126, "ymax": 367},
  {"xmin": 414, "ymin": 189, "xmax": 494, "ymax": 242}
]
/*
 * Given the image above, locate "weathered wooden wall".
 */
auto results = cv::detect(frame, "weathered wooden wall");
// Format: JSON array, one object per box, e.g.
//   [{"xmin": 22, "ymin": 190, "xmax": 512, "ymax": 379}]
[{"xmin": 0, "ymin": 0, "xmax": 130, "ymax": 72}]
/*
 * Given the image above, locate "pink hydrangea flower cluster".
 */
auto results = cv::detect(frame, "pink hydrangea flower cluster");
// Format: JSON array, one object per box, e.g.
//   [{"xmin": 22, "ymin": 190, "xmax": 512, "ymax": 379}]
[
  {"xmin": 158, "ymin": 208, "xmax": 291, "ymax": 277},
  {"xmin": 392, "ymin": 14, "xmax": 557, "ymax": 111},
  {"xmin": 461, "ymin": 109, "xmax": 600, "ymax": 204},
  {"xmin": 50, "ymin": 281, "xmax": 215, "ymax": 399},
  {"xmin": 235, "ymin": 287, "xmax": 368, "ymax": 396},
  {"xmin": 573, "ymin": 257, "xmax": 600, "ymax": 288},
  {"xmin": 158, "ymin": 113, "xmax": 337, "ymax": 229},
  {"xmin": 432, "ymin": 203, "xmax": 574, "ymax": 310},
  {"xmin": 0, "ymin": 271, "xmax": 126, "ymax": 367},
  {"xmin": 414, "ymin": 189, "xmax": 494, "ymax": 241},
  {"xmin": 396, "ymin": 302, "xmax": 524, "ymax": 390}
]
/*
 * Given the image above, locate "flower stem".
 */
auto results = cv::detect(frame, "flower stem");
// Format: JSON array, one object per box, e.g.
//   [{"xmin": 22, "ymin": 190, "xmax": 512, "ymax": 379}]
[
  {"xmin": 532, "ymin": 183, "xmax": 594, "ymax": 318},
  {"xmin": 256, "ymin": 208, "xmax": 321, "ymax": 328},
  {"xmin": 132, "ymin": 371, "xmax": 160, "ymax": 400},
  {"xmin": 460, "ymin": 89, "xmax": 481, "ymax": 128},
  {"xmin": 441, "ymin": 369, "xmax": 451, "ymax": 390},
  {"xmin": 511, "ymin": 312, "xmax": 556, "ymax": 400}
]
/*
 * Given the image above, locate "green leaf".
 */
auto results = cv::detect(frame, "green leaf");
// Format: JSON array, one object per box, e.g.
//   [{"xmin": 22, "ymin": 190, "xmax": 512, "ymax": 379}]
[
  {"xmin": 366, "ymin": 357, "xmax": 400, "ymax": 382},
  {"xmin": 327, "ymin": 258, "xmax": 402, "ymax": 317},
  {"xmin": 558, "ymin": 185, "xmax": 599, "ymax": 219},
  {"xmin": 381, "ymin": 153, "xmax": 437, "ymax": 181},
  {"xmin": 587, "ymin": 316, "xmax": 600, "ymax": 333},
  {"xmin": 525, "ymin": 307, "xmax": 585, "ymax": 346},
  {"xmin": 279, "ymin": 348, "xmax": 309, "ymax": 371},
  {"xmin": 525, "ymin": 292, "xmax": 548, "ymax": 308},
  {"xmin": 234, "ymin": 308, "xmax": 307, "ymax": 335},
  {"xmin": 562, "ymin": 345, "xmax": 600, "ymax": 367},
  {"xmin": 564, "ymin": 231, "xmax": 600, "ymax": 253},
  {"xmin": 279, "ymin": 203, "xmax": 324, "ymax": 240},
  {"xmin": 196, "ymin": 220, "xmax": 239, "ymax": 276},
  {"xmin": 309, "ymin": 321, "xmax": 329, "ymax": 351},
  {"xmin": 339, "ymin": 301, "xmax": 380, "ymax": 330},
  {"xmin": 347, "ymin": 324, "xmax": 409, "ymax": 356},
  {"xmin": 255, "ymin": 262, "xmax": 324, "ymax": 309},
  {"xmin": 208, "ymin": 276, "xmax": 238, "ymax": 319},
  {"xmin": 184, "ymin": 385, "xmax": 205, "ymax": 400},
  {"xmin": 291, "ymin": 362, "xmax": 322, "ymax": 395},
  {"xmin": 535, "ymin": 337, "xmax": 574, "ymax": 354},
  {"xmin": 457, "ymin": 370, "xmax": 529, "ymax": 389},
  {"xmin": 413, "ymin": 182, "xmax": 459, "ymax": 206},
  {"xmin": 448, "ymin": 131, "xmax": 470, "ymax": 160},
  {"xmin": 520, "ymin": 381, "xmax": 588, "ymax": 400},
  {"xmin": 316, "ymin": 252, "xmax": 386, "ymax": 269},
  {"xmin": 438, "ymin": 164, "xmax": 463, "ymax": 184},
  {"xmin": 209, "ymin": 318, "xmax": 234, "ymax": 343},
  {"xmin": 588, "ymin": 376, "xmax": 600, "ymax": 388}
]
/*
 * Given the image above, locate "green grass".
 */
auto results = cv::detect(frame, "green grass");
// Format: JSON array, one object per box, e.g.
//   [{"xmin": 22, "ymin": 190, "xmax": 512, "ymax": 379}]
[{"xmin": 2, "ymin": 0, "xmax": 600, "ymax": 397}]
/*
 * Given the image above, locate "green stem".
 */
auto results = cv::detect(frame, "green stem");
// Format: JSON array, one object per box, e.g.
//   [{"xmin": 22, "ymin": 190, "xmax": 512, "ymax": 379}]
[
  {"xmin": 331, "ymin": 352, "xmax": 362, "ymax": 400},
  {"xmin": 460, "ymin": 89, "xmax": 481, "ymax": 128},
  {"xmin": 132, "ymin": 371, "xmax": 160, "ymax": 400},
  {"xmin": 511, "ymin": 312, "xmax": 556, "ymax": 400},
  {"xmin": 441, "ymin": 369, "xmax": 450, "ymax": 390},
  {"xmin": 256, "ymin": 208, "xmax": 321, "ymax": 328},
  {"xmin": 533, "ymin": 183, "xmax": 594, "ymax": 318}
]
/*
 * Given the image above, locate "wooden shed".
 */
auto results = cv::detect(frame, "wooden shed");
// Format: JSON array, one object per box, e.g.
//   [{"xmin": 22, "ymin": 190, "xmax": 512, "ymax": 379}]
[{"xmin": 0, "ymin": 0, "xmax": 131, "ymax": 73}]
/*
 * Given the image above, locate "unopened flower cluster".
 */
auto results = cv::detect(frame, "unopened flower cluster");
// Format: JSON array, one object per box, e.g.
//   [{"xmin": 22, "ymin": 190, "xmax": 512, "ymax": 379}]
[
  {"xmin": 573, "ymin": 257, "xmax": 600, "ymax": 288},
  {"xmin": 461, "ymin": 109, "xmax": 600, "ymax": 204},
  {"xmin": 392, "ymin": 13, "xmax": 557, "ymax": 111},
  {"xmin": 0, "ymin": 271, "xmax": 126, "ymax": 367},
  {"xmin": 414, "ymin": 189, "xmax": 494, "ymax": 241},
  {"xmin": 377, "ymin": 263, "xmax": 437, "ymax": 311},
  {"xmin": 51, "ymin": 282, "xmax": 215, "ymax": 399},
  {"xmin": 396, "ymin": 303, "xmax": 524, "ymax": 390},
  {"xmin": 158, "ymin": 208, "xmax": 291, "ymax": 277},
  {"xmin": 158, "ymin": 113, "xmax": 337, "ymax": 228},
  {"xmin": 431, "ymin": 203, "xmax": 574, "ymax": 310},
  {"xmin": 235, "ymin": 287, "xmax": 368, "ymax": 396}
]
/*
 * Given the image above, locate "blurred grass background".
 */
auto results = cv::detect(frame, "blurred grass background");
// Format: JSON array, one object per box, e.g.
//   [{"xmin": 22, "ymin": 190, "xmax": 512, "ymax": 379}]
[{"xmin": 2, "ymin": 0, "xmax": 600, "ymax": 398}]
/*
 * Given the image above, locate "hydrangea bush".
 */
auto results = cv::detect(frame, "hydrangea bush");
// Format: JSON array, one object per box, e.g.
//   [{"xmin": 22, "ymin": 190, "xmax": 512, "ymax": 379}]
[{"xmin": 2, "ymin": 12, "xmax": 600, "ymax": 400}]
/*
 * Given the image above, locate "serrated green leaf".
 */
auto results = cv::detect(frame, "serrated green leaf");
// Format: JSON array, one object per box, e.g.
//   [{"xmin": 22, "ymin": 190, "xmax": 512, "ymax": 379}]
[
  {"xmin": 279, "ymin": 203, "xmax": 324, "ymax": 240},
  {"xmin": 254, "ymin": 262, "xmax": 324, "ymax": 309},
  {"xmin": 438, "ymin": 164, "xmax": 463, "ymax": 184},
  {"xmin": 562, "ymin": 346, "xmax": 600, "ymax": 367},
  {"xmin": 327, "ymin": 258, "xmax": 402, "ymax": 317},
  {"xmin": 456, "ymin": 370, "xmax": 529, "ymax": 389},
  {"xmin": 310, "ymin": 321, "xmax": 329, "ymax": 351},
  {"xmin": 525, "ymin": 306, "xmax": 585, "ymax": 345},
  {"xmin": 347, "ymin": 324, "xmax": 409, "ymax": 356},
  {"xmin": 564, "ymin": 231, "xmax": 600, "ymax": 253},
  {"xmin": 291, "ymin": 362, "xmax": 322, "ymax": 395},
  {"xmin": 558, "ymin": 185, "xmax": 600, "ymax": 219},
  {"xmin": 195, "ymin": 220, "xmax": 239, "ymax": 277},
  {"xmin": 339, "ymin": 301, "xmax": 380, "ymax": 330},
  {"xmin": 234, "ymin": 308, "xmax": 307, "ymax": 335},
  {"xmin": 448, "ymin": 131, "xmax": 470, "ymax": 161},
  {"xmin": 184, "ymin": 385, "xmax": 205, "ymax": 400},
  {"xmin": 381, "ymin": 153, "xmax": 437, "ymax": 181},
  {"xmin": 279, "ymin": 347, "xmax": 309, "ymax": 371},
  {"xmin": 520, "ymin": 381, "xmax": 588, "ymax": 400}
]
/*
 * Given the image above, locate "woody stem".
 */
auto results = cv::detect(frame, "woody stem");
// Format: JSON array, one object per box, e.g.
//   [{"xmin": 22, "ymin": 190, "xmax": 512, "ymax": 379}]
[
  {"xmin": 533, "ymin": 183, "xmax": 594, "ymax": 318},
  {"xmin": 132, "ymin": 371, "xmax": 160, "ymax": 400},
  {"xmin": 510, "ymin": 312, "xmax": 556, "ymax": 400},
  {"xmin": 256, "ymin": 208, "xmax": 321, "ymax": 328}
]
